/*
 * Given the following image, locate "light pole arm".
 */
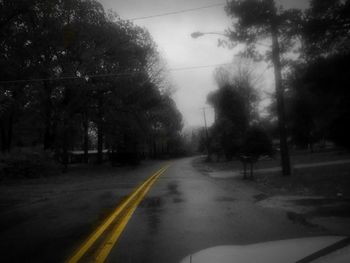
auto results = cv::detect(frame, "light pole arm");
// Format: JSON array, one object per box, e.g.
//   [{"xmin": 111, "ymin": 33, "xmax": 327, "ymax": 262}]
[
  {"xmin": 191, "ymin": 31, "xmax": 226, "ymax": 38},
  {"xmin": 191, "ymin": 31, "xmax": 271, "ymax": 48}
]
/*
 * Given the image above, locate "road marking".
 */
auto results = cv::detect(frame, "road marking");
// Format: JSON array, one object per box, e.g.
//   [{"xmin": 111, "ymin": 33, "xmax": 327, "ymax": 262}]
[
  {"xmin": 66, "ymin": 164, "xmax": 170, "ymax": 263},
  {"xmin": 93, "ymin": 166, "xmax": 167, "ymax": 262}
]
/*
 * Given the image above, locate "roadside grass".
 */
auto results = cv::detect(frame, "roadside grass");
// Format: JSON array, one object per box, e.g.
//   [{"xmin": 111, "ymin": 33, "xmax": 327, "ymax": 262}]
[
  {"xmin": 257, "ymin": 163, "xmax": 350, "ymax": 197},
  {"xmin": 201, "ymin": 150, "xmax": 350, "ymax": 171},
  {"xmin": 0, "ymin": 163, "xmax": 120, "ymax": 211},
  {"xmin": 0, "ymin": 161, "xmax": 158, "ymax": 215},
  {"xmin": 193, "ymin": 150, "xmax": 350, "ymax": 198}
]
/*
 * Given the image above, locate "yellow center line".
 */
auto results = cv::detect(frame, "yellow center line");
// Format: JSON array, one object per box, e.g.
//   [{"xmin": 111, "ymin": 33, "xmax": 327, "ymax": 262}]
[
  {"xmin": 93, "ymin": 166, "xmax": 169, "ymax": 263},
  {"xmin": 66, "ymin": 164, "xmax": 170, "ymax": 263}
]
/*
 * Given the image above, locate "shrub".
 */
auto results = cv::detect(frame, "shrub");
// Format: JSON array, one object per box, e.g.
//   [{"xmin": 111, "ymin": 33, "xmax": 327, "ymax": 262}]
[
  {"xmin": 240, "ymin": 126, "xmax": 274, "ymax": 159},
  {"xmin": 0, "ymin": 150, "xmax": 59, "ymax": 179}
]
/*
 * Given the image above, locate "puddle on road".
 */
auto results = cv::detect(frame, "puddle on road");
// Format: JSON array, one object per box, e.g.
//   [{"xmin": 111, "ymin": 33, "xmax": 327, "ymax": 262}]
[
  {"xmin": 167, "ymin": 182, "xmax": 180, "ymax": 195},
  {"xmin": 288, "ymin": 198, "xmax": 350, "ymax": 218},
  {"xmin": 254, "ymin": 193, "xmax": 269, "ymax": 202},
  {"xmin": 215, "ymin": 196, "xmax": 236, "ymax": 202},
  {"xmin": 166, "ymin": 182, "xmax": 185, "ymax": 204},
  {"xmin": 258, "ymin": 195, "xmax": 350, "ymax": 232},
  {"xmin": 309, "ymin": 205, "xmax": 350, "ymax": 217},
  {"xmin": 140, "ymin": 196, "xmax": 163, "ymax": 208},
  {"xmin": 291, "ymin": 198, "xmax": 350, "ymax": 206},
  {"xmin": 286, "ymin": 211, "xmax": 318, "ymax": 227},
  {"xmin": 173, "ymin": 197, "xmax": 184, "ymax": 203},
  {"xmin": 140, "ymin": 196, "xmax": 163, "ymax": 235}
]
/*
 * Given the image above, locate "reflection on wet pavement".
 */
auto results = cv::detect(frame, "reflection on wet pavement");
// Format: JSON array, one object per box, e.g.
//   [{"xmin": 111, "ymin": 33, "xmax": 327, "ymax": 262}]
[
  {"xmin": 112, "ymin": 158, "xmax": 332, "ymax": 263},
  {"xmin": 173, "ymin": 197, "xmax": 184, "ymax": 203},
  {"xmin": 140, "ymin": 196, "xmax": 163, "ymax": 209},
  {"xmin": 140, "ymin": 196, "xmax": 163, "ymax": 235},
  {"xmin": 167, "ymin": 182, "xmax": 180, "ymax": 195},
  {"xmin": 254, "ymin": 193, "xmax": 269, "ymax": 202},
  {"xmin": 291, "ymin": 198, "xmax": 350, "ymax": 206},
  {"xmin": 215, "ymin": 196, "xmax": 236, "ymax": 202},
  {"xmin": 286, "ymin": 211, "xmax": 318, "ymax": 227},
  {"xmin": 289, "ymin": 198, "xmax": 350, "ymax": 217}
]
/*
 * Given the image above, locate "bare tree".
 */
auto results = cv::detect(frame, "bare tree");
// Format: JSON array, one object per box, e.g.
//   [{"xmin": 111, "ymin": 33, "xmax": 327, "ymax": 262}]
[{"xmin": 213, "ymin": 56, "xmax": 261, "ymax": 124}]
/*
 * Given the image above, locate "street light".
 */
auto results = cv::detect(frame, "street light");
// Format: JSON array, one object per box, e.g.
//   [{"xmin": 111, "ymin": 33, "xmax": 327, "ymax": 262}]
[
  {"xmin": 191, "ymin": 31, "xmax": 225, "ymax": 39},
  {"xmin": 191, "ymin": 31, "xmax": 271, "ymax": 48}
]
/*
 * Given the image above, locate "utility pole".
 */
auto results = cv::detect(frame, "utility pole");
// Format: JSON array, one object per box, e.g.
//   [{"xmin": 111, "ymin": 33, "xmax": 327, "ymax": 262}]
[
  {"xmin": 191, "ymin": 6, "xmax": 291, "ymax": 175},
  {"xmin": 270, "ymin": 0, "xmax": 291, "ymax": 176},
  {"xmin": 201, "ymin": 107, "xmax": 211, "ymax": 161}
]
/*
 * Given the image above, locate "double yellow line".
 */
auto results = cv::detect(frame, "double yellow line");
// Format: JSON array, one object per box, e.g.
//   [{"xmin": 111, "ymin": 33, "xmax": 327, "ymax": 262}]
[{"xmin": 66, "ymin": 164, "xmax": 171, "ymax": 263}]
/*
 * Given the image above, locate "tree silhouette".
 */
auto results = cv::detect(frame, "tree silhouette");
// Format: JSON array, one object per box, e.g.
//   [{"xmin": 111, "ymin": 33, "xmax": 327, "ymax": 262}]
[
  {"xmin": 225, "ymin": 0, "xmax": 303, "ymax": 175},
  {"xmin": 0, "ymin": 0, "xmax": 183, "ymax": 169}
]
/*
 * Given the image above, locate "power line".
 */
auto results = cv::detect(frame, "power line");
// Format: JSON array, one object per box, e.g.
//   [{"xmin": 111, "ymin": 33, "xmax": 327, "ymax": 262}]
[
  {"xmin": 0, "ymin": 4, "xmax": 230, "ymax": 85},
  {"xmin": 0, "ymin": 64, "xmax": 273, "ymax": 85},
  {"xmin": 128, "ymin": 3, "xmax": 225, "ymax": 21},
  {"xmin": 170, "ymin": 63, "xmax": 230, "ymax": 72},
  {"xmin": 0, "ymin": 63, "xmax": 232, "ymax": 84}
]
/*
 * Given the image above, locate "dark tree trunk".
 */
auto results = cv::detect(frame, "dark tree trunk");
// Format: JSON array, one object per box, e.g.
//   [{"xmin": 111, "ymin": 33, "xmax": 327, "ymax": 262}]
[
  {"xmin": 0, "ymin": 110, "xmax": 14, "ymax": 152},
  {"xmin": 243, "ymin": 161, "xmax": 247, "ymax": 180},
  {"xmin": 153, "ymin": 139, "xmax": 157, "ymax": 159},
  {"xmin": 97, "ymin": 95, "xmax": 103, "ymax": 164},
  {"xmin": 43, "ymin": 81, "xmax": 53, "ymax": 150},
  {"xmin": 271, "ymin": 21, "xmax": 291, "ymax": 176},
  {"xmin": 6, "ymin": 111, "xmax": 13, "ymax": 151},
  {"xmin": 97, "ymin": 125, "xmax": 103, "ymax": 164},
  {"xmin": 62, "ymin": 118, "xmax": 69, "ymax": 173},
  {"xmin": 62, "ymin": 140, "xmax": 68, "ymax": 173},
  {"xmin": 250, "ymin": 161, "xmax": 254, "ymax": 179},
  {"xmin": 43, "ymin": 119, "xmax": 52, "ymax": 149},
  {"xmin": 83, "ymin": 112, "xmax": 89, "ymax": 163},
  {"xmin": 1, "ymin": 121, "xmax": 7, "ymax": 152}
]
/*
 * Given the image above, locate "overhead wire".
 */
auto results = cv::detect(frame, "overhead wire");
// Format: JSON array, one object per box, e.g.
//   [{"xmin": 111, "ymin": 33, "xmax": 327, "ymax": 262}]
[
  {"xmin": 128, "ymin": 3, "xmax": 225, "ymax": 21},
  {"xmin": 0, "ymin": 63, "xmax": 233, "ymax": 84},
  {"xmin": 0, "ymin": 2, "xmax": 235, "ymax": 85},
  {"xmin": 0, "ymin": 64, "xmax": 272, "ymax": 85}
]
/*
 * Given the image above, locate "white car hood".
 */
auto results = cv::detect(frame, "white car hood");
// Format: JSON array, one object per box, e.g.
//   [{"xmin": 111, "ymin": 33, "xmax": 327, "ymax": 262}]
[{"xmin": 180, "ymin": 236, "xmax": 350, "ymax": 263}]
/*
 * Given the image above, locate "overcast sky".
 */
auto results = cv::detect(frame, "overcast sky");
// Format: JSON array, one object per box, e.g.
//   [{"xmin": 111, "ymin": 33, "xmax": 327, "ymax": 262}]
[{"xmin": 99, "ymin": 0, "xmax": 309, "ymax": 129}]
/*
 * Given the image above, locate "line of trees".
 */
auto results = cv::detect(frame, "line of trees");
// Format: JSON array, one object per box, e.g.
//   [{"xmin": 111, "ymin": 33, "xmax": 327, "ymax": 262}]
[
  {"xmin": 0, "ymin": 0, "xmax": 183, "ymax": 169},
  {"xmin": 203, "ymin": 0, "xmax": 350, "ymax": 174},
  {"xmin": 286, "ymin": 0, "xmax": 350, "ymax": 151},
  {"xmin": 206, "ymin": 58, "xmax": 273, "ymax": 163}
]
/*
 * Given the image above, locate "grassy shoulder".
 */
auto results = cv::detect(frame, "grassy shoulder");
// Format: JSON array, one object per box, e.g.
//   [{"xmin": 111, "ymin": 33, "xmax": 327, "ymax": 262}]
[
  {"xmin": 193, "ymin": 152, "xmax": 350, "ymax": 235},
  {"xmin": 192, "ymin": 150, "xmax": 350, "ymax": 198},
  {"xmin": 0, "ymin": 160, "xmax": 163, "ymax": 215},
  {"xmin": 256, "ymin": 162, "xmax": 350, "ymax": 198}
]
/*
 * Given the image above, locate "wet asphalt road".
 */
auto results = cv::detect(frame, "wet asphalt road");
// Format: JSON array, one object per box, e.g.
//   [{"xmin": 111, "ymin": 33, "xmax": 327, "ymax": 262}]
[
  {"xmin": 106, "ymin": 158, "xmax": 320, "ymax": 263},
  {"xmin": 0, "ymin": 157, "xmax": 323, "ymax": 263},
  {"xmin": 0, "ymin": 161, "xmax": 165, "ymax": 263}
]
